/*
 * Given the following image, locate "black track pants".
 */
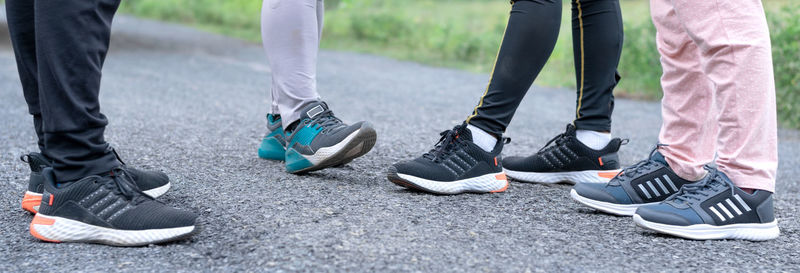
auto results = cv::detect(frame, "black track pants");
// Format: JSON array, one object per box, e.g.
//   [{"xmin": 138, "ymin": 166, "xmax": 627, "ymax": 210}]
[
  {"xmin": 466, "ymin": 0, "xmax": 622, "ymax": 136},
  {"xmin": 7, "ymin": 0, "xmax": 122, "ymax": 182}
]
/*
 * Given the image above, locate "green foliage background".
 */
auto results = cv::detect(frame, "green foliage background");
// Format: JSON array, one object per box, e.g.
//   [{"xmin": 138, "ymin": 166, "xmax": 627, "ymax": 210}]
[{"xmin": 117, "ymin": 0, "xmax": 799, "ymax": 128}]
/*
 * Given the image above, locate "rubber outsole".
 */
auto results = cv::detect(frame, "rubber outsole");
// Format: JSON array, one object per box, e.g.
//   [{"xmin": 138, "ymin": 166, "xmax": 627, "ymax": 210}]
[
  {"xmin": 387, "ymin": 166, "xmax": 508, "ymax": 195},
  {"xmin": 30, "ymin": 214, "xmax": 199, "ymax": 246},
  {"xmin": 570, "ymin": 189, "xmax": 645, "ymax": 216},
  {"xmin": 288, "ymin": 124, "xmax": 377, "ymax": 174},
  {"xmin": 633, "ymin": 214, "xmax": 780, "ymax": 241}
]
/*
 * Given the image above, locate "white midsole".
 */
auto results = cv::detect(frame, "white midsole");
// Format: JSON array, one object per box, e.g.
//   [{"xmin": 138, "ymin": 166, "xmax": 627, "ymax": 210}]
[
  {"xmin": 142, "ymin": 182, "xmax": 171, "ymax": 198},
  {"xmin": 505, "ymin": 169, "xmax": 620, "ymax": 184},
  {"xmin": 31, "ymin": 214, "xmax": 195, "ymax": 246},
  {"xmin": 305, "ymin": 129, "xmax": 362, "ymax": 164},
  {"xmin": 633, "ymin": 214, "xmax": 780, "ymax": 241},
  {"xmin": 397, "ymin": 172, "xmax": 507, "ymax": 194},
  {"xmin": 570, "ymin": 189, "xmax": 645, "ymax": 216}
]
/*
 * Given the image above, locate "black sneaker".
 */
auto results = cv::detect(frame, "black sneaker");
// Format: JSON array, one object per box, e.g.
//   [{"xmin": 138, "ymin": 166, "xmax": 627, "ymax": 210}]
[
  {"xmin": 20, "ymin": 150, "xmax": 171, "ymax": 213},
  {"xmin": 634, "ymin": 167, "xmax": 779, "ymax": 241},
  {"xmin": 570, "ymin": 147, "xmax": 697, "ymax": 216},
  {"xmin": 30, "ymin": 167, "xmax": 198, "ymax": 246},
  {"xmin": 284, "ymin": 101, "xmax": 377, "ymax": 174},
  {"xmin": 503, "ymin": 124, "xmax": 624, "ymax": 184},
  {"xmin": 387, "ymin": 124, "xmax": 509, "ymax": 195}
]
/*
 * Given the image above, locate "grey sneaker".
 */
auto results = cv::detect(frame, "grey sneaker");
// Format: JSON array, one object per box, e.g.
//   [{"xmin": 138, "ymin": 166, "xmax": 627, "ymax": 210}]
[
  {"xmin": 570, "ymin": 146, "xmax": 696, "ymax": 216},
  {"xmin": 634, "ymin": 167, "xmax": 779, "ymax": 241},
  {"xmin": 284, "ymin": 101, "xmax": 377, "ymax": 174}
]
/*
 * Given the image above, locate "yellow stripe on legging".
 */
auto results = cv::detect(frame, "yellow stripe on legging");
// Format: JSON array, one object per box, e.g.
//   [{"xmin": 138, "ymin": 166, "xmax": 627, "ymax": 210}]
[
  {"xmin": 575, "ymin": 0, "xmax": 585, "ymax": 119},
  {"xmin": 466, "ymin": 3, "xmax": 513, "ymax": 124}
]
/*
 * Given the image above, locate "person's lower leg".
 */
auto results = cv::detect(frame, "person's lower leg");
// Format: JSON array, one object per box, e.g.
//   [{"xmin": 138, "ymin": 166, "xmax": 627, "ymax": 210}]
[
  {"xmin": 261, "ymin": 0, "xmax": 323, "ymax": 128},
  {"xmin": 34, "ymin": 0, "xmax": 122, "ymax": 182},
  {"xmin": 6, "ymin": 0, "xmax": 46, "ymax": 153},
  {"xmin": 465, "ymin": 0, "xmax": 562, "ymax": 146},
  {"xmin": 569, "ymin": 0, "xmax": 623, "ymax": 149},
  {"xmin": 651, "ymin": 0, "xmax": 717, "ymax": 182},
  {"xmin": 670, "ymin": 0, "xmax": 778, "ymax": 192}
]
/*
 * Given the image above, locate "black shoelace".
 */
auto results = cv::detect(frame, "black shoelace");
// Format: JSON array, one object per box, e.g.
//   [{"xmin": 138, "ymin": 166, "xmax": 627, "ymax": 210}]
[
  {"xmin": 103, "ymin": 168, "xmax": 153, "ymax": 205},
  {"xmin": 537, "ymin": 130, "xmax": 571, "ymax": 155},
  {"xmin": 423, "ymin": 126, "xmax": 464, "ymax": 163}
]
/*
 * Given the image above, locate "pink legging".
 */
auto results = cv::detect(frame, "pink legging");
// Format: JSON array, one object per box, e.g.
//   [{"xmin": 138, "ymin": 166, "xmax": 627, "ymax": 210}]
[{"xmin": 651, "ymin": 0, "xmax": 778, "ymax": 192}]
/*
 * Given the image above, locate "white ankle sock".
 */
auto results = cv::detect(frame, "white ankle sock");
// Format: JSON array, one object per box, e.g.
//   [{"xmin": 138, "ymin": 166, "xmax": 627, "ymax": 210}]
[
  {"xmin": 467, "ymin": 124, "xmax": 497, "ymax": 152},
  {"xmin": 576, "ymin": 129, "xmax": 611, "ymax": 150}
]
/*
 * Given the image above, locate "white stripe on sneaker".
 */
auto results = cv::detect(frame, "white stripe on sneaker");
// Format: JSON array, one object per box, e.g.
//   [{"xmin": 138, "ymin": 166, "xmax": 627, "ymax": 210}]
[
  {"xmin": 709, "ymin": 206, "xmax": 726, "ymax": 222},
  {"xmin": 726, "ymin": 198, "xmax": 743, "ymax": 215},
  {"xmin": 638, "ymin": 184, "xmax": 652, "ymax": 199},
  {"xmin": 647, "ymin": 181, "xmax": 661, "ymax": 197},
  {"xmin": 654, "ymin": 178, "xmax": 670, "ymax": 195},
  {"xmin": 717, "ymin": 203, "xmax": 734, "ymax": 219},
  {"xmin": 734, "ymin": 194, "xmax": 752, "ymax": 212},
  {"xmin": 663, "ymin": 175, "xmax": 679, "ymax": 192}
]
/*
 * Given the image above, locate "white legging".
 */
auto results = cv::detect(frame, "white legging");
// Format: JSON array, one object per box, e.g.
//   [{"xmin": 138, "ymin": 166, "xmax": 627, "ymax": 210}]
[{"xmin": 261, "ymin": 0, "xmax": 324, "ymax": 127}]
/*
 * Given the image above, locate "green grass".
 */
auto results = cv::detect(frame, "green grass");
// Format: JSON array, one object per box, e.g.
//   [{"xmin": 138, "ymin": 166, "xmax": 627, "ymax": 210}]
[{"xmin": 118, "ymin": 0, "xmax": 800, "ymax": 128}]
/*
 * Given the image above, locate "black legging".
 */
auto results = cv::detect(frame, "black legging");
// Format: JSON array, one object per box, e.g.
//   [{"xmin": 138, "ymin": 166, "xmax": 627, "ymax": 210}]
[{"xmin": 466, "ymin": 0, "xmax": 623, "ymax": 136}]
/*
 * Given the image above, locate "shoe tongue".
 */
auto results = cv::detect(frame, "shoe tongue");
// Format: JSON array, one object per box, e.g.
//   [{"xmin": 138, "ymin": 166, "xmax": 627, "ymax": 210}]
[
  {"xmin": 650, "ymin": 150, "xmax": 668, "ymax": 165},
  {"xmin": 299, "ymin": 101, "xmax": 329, "ymax": 120},
  {"xmin": 565, "ymin": 124, "xmax": 577, "ymax": 136},
  {"xmin": 456, "ymin": 125, "xmax": 473, "ymax": 142}
]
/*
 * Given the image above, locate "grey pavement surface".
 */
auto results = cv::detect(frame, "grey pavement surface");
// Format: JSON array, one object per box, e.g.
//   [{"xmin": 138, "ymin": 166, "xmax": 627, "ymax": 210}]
[{"xmin": 2, "ymin": 12, "xmax": 800, "ymax": 273}]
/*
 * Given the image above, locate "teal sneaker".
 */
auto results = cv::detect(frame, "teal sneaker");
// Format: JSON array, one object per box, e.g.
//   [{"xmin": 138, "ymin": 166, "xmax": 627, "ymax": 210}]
[
  {"xmin": 284, "ymin": 101, "xmax": 377, "ymax": 174},
  {"xmin": 258, "ymin": 114, "xmax": 287, "ymax": 161}
]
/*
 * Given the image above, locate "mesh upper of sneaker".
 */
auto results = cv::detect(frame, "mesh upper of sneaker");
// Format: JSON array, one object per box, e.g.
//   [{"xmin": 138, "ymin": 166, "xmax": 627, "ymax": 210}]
[
  {"xmin": 38, "ymin": 168, "xmax": 196, "ymax": 230},
  {"xmin": 394, "ymin": 124, "xmax": 504, "ymax": 182}
]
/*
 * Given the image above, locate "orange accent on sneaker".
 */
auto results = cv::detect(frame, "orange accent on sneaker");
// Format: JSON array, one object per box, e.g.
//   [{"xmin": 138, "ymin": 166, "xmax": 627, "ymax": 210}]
[
  {"xmin": 30, "ymin": 214, "xmax": 60, "ymax": 243},
  {"xmin": 48, "ymin": 194, "xmax": 54, "ymax": 206},
  {"xmin": 598, "ymin": 171, "xmax": 619, "ymax": 179},
  {"xmin": 495, "ymin": 173, "xmax": 507, "ymax": 181},
  {"xmin": 598, "ymin": 157, "xmax": 604, "ymax": 166},
  {"xmin": 22, "ymin": 192, "xmax": 42, "ymax": 213},
  {"xmin": 494, "ymin": 157, "xmax": 498, "ymax": 166}
]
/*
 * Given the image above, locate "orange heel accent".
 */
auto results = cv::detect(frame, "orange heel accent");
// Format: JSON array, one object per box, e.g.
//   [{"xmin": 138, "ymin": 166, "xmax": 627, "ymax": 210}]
[
  {"xmin": 491, "ymin": 173, "xmax": 509, "ymax": 193},
  {"xmin": 598, "ymin": 171, "xmax": 619, "ymax": 179},
  {"xmin": 30, "ymin": 214, "xmax": 60, "ymax": 243},
  {"xmin": 21, "ymin": 192, "xmax": 42, "ymax": 213}
]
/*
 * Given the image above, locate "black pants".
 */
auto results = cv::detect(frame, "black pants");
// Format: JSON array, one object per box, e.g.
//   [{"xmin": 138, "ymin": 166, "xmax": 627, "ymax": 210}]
[
  {"xmin": 466, "ymin": 0, "xmax": 622, "ymax": 136},
  {"xmin": 7, "ymin": 0, "xmax": 122, "ymax": 182}
]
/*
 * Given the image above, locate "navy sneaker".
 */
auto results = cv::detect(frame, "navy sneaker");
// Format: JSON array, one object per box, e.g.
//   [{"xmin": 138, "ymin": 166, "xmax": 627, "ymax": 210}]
[
  {"xmin": 258, "ymin": 114, "xmax": 287, "ymax": 161},
  {"xmin": 284, "ymin": 101, "xmax": 377, "ymax": 174},
  {"xmin": 20, "ymin": 151, "xmax": 171, "ymax": 213},
  {"xmin": 570, "ymin": 147, "xmax": 696, "ymax": 216},
  {"xmin": 30, "ymin": 168, "xmax": 198, "ymax": 246},
  {"xmin": 634, "ymin": 167, "xmax": 779, "ymax": 241},
  {"xmin": 503, "ymin": 124, "xmax": 624, "ymax": 184},
  {"xmin": 387, "ymin": 124, "xmax": 509, "ymax": 195}
]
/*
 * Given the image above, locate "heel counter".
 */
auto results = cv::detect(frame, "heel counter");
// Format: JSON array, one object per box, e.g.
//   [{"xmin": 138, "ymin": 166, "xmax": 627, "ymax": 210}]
[
  {"xmin": 599, "ymin": 153, "xmax": 621, "ymax": 170},
  {"xmin": 756, "ymin": 194, "xmax": 775, "ymax": 223}
]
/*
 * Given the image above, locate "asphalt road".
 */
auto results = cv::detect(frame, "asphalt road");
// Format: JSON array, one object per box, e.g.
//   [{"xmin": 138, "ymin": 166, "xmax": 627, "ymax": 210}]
[{"xmin": 2, "ymin": 12, "xmax": 799, "ymax": 272}]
